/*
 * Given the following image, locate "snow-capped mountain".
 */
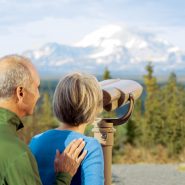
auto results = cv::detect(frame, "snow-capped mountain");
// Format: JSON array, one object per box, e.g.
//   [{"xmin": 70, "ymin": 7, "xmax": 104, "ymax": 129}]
[{"xmin": 23, "ymin": 24, "xmax": 185, "ymax": 78}]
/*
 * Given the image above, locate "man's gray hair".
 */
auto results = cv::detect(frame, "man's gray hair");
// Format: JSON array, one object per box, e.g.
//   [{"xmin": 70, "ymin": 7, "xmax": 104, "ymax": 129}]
[
  {"xmin": 53, "ymin": 72, "xmax": 103, "ymax": 126},
  {"xmin": 0, "ymin": 55, "xmax": 33, "ymax": 99}
]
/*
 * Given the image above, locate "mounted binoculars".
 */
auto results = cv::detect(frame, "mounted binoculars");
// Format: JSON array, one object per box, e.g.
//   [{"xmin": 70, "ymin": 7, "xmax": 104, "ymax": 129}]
[
  {"xmin": 94, "ymin": 79, "xmax": 143, "ymax": 185},
  {"xmin": 99, "ymin": 79, "xmax": 143, "ymax": 126}
]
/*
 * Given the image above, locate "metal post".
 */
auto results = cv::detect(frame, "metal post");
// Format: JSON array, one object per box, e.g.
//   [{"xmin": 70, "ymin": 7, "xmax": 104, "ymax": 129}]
[{"xmin": 92, "ymin": 121, "xmax": 116, "ymax": 185}]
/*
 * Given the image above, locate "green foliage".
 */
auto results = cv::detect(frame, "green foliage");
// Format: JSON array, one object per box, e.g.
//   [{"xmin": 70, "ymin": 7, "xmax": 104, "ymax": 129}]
[
  {"xmin": 143, "ymin": 62, "xmax": 163, "ymax": 147},
  {"xmin": 112, "ymin": 62, "xmax": 185, "ymax": 162},
  {"xmin": 39, "ymin": 93, "xmax": 58, "ymax": 129},
  {"xmin": 18, "ymin": 66, "xmax": 185, "ymax": 162},
  {"xmin": 160, "ymin": 73, "xmax": 185, "ymax": 155},
  {"xmin": 103, "ymin": 67, "xmax": 112, "ymax": 80},
  {"xmin": 84, "ymin": 124, "xmax": 94, "ymax": 137},
  {"xmin": 113, "ymin": 125, "xmax": 127, "ymax": 162}
]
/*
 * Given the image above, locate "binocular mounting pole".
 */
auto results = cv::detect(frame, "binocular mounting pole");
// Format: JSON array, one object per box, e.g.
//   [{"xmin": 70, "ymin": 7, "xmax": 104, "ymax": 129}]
[{"xmin": 92, "ymin": 94, "xmax": 134, "ymax": 185}]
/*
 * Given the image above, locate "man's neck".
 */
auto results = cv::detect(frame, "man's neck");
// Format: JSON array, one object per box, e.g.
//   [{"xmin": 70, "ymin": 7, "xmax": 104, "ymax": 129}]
[{"xmin": 0, "ymin": 99, "xmax": 21, "ymax": 118}]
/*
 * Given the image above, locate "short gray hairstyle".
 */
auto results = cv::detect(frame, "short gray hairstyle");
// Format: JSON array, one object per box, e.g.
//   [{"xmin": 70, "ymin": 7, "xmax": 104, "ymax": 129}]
[
  {"xmin": 0, "ymin": 55, "xmax": 33, "ymax": 99},
  {"xmin": 53, "ymin": 72, "xmax": 103, "ymax": 126}
]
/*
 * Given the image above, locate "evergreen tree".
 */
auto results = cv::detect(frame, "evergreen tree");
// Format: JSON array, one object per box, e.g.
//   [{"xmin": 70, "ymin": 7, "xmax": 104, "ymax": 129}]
[
  {"xmin": 161, "ymin": 73, "xmax": 185, "ymax": 155},
  {"xmin": 143, "ymin": 62, "xmax": 163, "ymax": 147},
  {"xmin": 126, "ymin": 99, "xmax": 143, "ymax": 146},
  {"xmin": 39, "ymin": 92, "xmax": 58, "ymax": 130},
  {"xmin": 103, "ymin": 67, "xmax": 112, "ymax": 80}
]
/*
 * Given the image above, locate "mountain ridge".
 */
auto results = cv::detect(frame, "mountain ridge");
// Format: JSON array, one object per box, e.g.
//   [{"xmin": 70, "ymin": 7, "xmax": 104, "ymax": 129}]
[{"xmin": 23, "ymin": 24, "xmax": 185, "ymax": 78}]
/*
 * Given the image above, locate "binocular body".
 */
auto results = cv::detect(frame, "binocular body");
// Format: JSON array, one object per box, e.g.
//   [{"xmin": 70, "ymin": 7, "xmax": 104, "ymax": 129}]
[{"xmin": 100, "ymin": 79, "xmax": 143, "ymax": 111}]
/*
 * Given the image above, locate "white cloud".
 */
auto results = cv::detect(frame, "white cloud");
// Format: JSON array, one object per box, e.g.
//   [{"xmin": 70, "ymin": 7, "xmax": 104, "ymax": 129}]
[
  {"xmin": 0, "ymin": 16, "xmax": 108, "ymax": 57},
  {"xmin": 0, "ymin": 0, "xmax": 185, "ymax": 56}
]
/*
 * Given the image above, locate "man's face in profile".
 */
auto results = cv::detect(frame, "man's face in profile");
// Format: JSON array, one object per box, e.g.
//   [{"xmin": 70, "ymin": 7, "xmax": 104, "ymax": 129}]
[{"xmin": 20, "ymin": 66, "xmax": 40, "ymax": 116}]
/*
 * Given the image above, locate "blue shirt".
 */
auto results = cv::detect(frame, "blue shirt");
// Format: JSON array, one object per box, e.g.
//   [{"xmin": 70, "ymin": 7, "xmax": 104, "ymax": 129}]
[{"xmin": 29, "ymin": 130, "xmax": 104, "ymax": 185}]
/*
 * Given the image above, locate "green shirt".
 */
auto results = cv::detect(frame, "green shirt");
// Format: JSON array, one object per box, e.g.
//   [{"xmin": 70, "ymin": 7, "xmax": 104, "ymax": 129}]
[{"xmin": 0, "ymin": 108, "xmax": 72, "ymax": 185}]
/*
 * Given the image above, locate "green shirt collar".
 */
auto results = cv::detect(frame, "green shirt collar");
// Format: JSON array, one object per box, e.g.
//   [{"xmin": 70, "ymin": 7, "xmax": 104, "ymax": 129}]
[{"xmin": 0, "ymin": 108, "xmax": 24, "ymax": 130}]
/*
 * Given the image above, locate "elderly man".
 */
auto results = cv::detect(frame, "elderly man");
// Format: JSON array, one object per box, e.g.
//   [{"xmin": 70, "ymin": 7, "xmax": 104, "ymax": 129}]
[{"xmin": 0, "ymin": 55, "xmax": 87, "ymax": 185}]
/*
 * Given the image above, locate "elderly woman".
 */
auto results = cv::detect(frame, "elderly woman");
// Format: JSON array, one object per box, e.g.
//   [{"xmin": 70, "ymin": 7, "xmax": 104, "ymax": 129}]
[{"xmin": 29, "ymin": 72, "xmax": 104, "ymax": 185}]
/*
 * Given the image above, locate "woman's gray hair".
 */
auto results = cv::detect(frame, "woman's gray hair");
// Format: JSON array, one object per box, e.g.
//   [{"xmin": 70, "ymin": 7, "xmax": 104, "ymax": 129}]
[
  {"xmin": 0, "ymin": 55, "xmax": 33, "ymax": 99},
  {"xmin": 53, "ymin": 72, "xmax": 103, "ymax": 126}
]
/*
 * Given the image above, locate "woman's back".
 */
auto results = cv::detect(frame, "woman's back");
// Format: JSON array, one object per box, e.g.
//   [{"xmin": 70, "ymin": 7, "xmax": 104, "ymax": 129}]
[{"xmin": 29, "ymin": 129, "xmax": 104, "ymax": 185}]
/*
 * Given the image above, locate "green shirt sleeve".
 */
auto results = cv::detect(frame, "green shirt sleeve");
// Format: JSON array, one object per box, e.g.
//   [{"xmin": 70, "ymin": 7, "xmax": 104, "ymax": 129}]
[
  {"xmin": 54, "ymin": 173, "xmax": 72, "ymax": 185},
  {"xmin": 3, "ymin": 151, "xmax": 72, "ymax": 185}
]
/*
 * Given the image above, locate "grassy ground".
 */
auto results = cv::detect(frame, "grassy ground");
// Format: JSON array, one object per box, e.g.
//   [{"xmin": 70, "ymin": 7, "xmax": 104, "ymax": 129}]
[{"xmin": 113, "ymin": 144, "xmax": 185, "ymax": 164}]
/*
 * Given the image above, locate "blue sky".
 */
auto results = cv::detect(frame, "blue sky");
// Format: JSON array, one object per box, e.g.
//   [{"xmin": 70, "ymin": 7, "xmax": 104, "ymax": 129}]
[{"xmin": 0, "ymin": 0, "xmax": 185, "ymax": 57}]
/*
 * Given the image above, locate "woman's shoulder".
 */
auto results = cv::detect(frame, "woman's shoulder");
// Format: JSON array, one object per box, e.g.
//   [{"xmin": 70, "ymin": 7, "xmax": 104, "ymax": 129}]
[
  {"xmin": 31, "ymin": 129, "xmax": 76, "ymax": 139},
  {"xmin": 29, "ymin": 130, "xmax": 66, "ymax": 147},
  {"xmin": 83, "ymin": 136, "xmax": 100, "ymax": 146},
  {"xmin": 82, "ymin": 136, "xmax": 102, "ymax": 156},
  {"xmin": 30, "ymin": 129, "xmax": 101, "ymax": 150},
  {"xmin": 81, "ymin": 136, "xmax": 104, "ymax": 167},
  {"xmin": 31, "ymin": 130, "xmax": 53, "ymax": 140}
]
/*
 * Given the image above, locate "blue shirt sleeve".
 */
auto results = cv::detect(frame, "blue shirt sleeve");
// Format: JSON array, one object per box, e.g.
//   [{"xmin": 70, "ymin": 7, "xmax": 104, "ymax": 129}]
[{"xmin": 81, "ymin": 139, "xmax": 104, "ymax": 185}]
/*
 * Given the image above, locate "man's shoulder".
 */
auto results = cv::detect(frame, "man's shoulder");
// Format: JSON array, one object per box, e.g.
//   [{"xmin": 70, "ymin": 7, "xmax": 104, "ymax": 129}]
[
  {"xmin": 0, "ymin": 135, "xmax": 31, "ymax": 158},
  {"xmin": 0, "ymin": 134, "xmax": 34, "ymax": 175}
]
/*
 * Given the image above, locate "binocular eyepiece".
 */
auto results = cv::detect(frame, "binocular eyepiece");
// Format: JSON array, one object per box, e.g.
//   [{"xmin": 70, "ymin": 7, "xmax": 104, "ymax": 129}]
[{"xmin": 100, "ymin": 79, "xmax": 143, "ymax": 125}]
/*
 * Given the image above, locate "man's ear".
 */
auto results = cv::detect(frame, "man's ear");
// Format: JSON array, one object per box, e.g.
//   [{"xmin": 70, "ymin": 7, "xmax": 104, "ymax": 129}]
[{"xmin": 16, "ymin": 86, "xmax": 24, "ymax": 102}]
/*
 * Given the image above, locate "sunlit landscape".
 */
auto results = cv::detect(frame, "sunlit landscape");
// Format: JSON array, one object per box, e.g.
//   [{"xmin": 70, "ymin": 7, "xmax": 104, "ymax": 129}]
[{"xmin": 1, "ymin": 0, "xmax": 185, "ymax": 184}]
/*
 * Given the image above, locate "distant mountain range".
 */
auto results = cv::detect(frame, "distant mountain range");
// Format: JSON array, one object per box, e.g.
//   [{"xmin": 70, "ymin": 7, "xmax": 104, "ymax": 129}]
[{"xmin": 23, "ymin": 25, "xmax": 185, "ymax": 79}]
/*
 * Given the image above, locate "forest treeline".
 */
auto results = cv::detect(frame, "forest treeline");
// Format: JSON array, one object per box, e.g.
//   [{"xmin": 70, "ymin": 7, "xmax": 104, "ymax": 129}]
[{"xmin": 18, "ymin": 63, "xmax": 185, "ymax": 163}]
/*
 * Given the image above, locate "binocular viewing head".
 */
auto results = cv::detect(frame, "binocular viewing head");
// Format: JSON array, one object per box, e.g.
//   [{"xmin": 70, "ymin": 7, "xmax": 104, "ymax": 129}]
[{"xmin": 99, "ymin": 79, "xmax": 143, "ymax": 126}]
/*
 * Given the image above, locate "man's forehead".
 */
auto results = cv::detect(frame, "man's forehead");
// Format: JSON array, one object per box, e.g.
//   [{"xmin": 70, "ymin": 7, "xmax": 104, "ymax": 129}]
[{"xmin": 30, "ymin": 68, "xmax": 40, "ymax": 85}]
